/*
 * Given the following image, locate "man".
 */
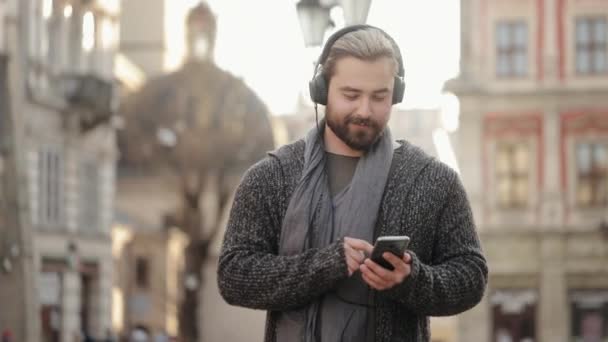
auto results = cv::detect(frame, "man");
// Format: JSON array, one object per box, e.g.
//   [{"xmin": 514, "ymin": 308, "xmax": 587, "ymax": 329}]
[{"xmin": 218, "ymin": 25, "xmax": 487, "ymax": 342}]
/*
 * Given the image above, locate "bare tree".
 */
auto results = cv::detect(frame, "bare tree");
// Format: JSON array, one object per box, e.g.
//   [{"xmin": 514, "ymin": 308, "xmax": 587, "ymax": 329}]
[{"xmin": 118, "ymin": 59, "xmax": 274, "ymax": 342}]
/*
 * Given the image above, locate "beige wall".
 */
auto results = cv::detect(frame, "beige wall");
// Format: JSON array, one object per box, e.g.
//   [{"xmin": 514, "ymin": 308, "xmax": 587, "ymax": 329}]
[{"xmin": 119, "ymin": 0, "xmax": 166, "ymax": 76}]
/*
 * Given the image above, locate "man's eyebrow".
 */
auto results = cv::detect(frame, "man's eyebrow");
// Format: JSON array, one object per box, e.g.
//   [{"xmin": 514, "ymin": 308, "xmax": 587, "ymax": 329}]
[
  {"xmin": 373, "ymin": 88, "xmax": 390, "ymax": 94},
  {"xmin": 338, "ymin": 87, "xmax": 390, "ymax": 93},
  {"xmin": 339, "ymin": 86, "xmax": 362, "ymax": 92}
]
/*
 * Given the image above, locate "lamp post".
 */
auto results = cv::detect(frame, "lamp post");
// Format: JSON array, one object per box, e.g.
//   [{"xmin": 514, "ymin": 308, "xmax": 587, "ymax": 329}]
[
  {"xmin": 600, "ymin": 219, "xmax": 608, "ymax": 238},
  {"xmin": 340, "ymin": 0, "xmax": 372, "ymax": 26},
  {"xmin": 296, "ymin": 0, "xmax": 331, "ymax": 47},
  {"xmin": 295, "ymin": 0, "xmax": 373, "ymax": 47},
  {"xmin": 600, "ymin": 200, "xmax": 608, "ymax": 239}
]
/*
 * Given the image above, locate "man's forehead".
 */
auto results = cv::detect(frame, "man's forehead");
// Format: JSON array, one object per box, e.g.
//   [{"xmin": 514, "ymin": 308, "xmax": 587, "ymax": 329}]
[
  {"xmin": 332, "ymin": 56, "xmax": 396, "ymax": 73},
  {"xmin": 331, "ymin": 57, "xmax": 395, "ymax": 90}
]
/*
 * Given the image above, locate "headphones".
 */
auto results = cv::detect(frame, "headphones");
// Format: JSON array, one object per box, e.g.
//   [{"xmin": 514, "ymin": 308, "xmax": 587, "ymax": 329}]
[{"xmin": 309, "ymin": 24, "xmax": 406, "ymax": 106}]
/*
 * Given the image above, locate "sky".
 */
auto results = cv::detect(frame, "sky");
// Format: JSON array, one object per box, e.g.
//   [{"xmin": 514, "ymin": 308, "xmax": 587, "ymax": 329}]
[{"xmin": 165, "ymin": 0, "xmax": 461, "ymax": 116}]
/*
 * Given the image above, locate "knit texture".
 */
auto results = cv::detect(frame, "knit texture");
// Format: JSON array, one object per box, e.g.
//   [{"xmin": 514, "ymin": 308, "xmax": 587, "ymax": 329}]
[{"xmin": 218, "ymin": 139, "xmax": 488, "ymax": 342}]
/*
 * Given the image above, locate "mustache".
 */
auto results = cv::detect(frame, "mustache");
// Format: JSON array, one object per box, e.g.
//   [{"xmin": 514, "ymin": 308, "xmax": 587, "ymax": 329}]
[{"xmin": 345, "ymin": 116, "xmax": 377, "ymax": 128}]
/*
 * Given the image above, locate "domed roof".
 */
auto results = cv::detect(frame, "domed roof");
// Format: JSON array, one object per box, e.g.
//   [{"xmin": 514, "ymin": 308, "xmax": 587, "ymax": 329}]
[
  {"xmin": 185, "ymin": 2, "xmax": 217, "ymax": 61},
  {"xmin": 186, "ymin": 2, "xmax": 216, "ymax": 37}
]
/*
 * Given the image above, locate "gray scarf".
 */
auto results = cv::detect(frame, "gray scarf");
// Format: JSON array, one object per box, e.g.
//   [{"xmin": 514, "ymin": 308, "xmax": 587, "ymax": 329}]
[{"xmin": 277, "ymin": 122, "xmax": 393, "ymax": 341}]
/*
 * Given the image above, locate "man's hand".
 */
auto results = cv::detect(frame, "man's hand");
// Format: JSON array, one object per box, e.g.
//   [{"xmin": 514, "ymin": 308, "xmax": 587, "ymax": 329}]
[
  {"xmin": 360, "ymin": 252, "xmax": 412, "ymax": 290},
  {"xmin": 343, "ymin": 237, "xmax": 373, "ymax": 276}
]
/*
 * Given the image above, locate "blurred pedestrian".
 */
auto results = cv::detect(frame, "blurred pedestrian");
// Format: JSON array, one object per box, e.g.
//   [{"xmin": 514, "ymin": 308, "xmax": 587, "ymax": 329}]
[
  {"xmin": 103, "ymin": 328, "xmax": 117, "ymax": 342},
  {"xmin": 1, "ymin": 329, "xmax": 12, "ymax": 342},
  {"xmin": 83, "ymin": 331, "xmax": 95, "ymax": 342}
]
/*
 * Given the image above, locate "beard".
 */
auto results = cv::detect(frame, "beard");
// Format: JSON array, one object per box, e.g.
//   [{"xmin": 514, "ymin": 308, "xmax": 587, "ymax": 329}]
[{"xmin": 325, "ymin": 106, "xmax": 385, "ymax": 152}]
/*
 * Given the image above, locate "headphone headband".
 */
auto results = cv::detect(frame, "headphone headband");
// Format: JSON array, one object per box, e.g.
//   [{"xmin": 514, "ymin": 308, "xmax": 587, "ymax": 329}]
[
  {"xmin": 314, "ymin": 24, "xmax": 405, "ymax": 78},
  {"xmin": 309, "ymin": 24, "xmax": 406, "ymax": 105}
]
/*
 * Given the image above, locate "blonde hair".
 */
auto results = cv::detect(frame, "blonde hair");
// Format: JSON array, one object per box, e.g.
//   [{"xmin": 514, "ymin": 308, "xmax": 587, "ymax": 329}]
[{"xmin": 321, "ymin": 28, "xmax": 400, "ymax": 80}]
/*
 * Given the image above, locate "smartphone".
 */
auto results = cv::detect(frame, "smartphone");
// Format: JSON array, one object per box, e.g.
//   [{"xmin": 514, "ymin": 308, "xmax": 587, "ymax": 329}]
[{"xmin": 370, "ymin": 235, "xmax": 411, "ymax": 271}]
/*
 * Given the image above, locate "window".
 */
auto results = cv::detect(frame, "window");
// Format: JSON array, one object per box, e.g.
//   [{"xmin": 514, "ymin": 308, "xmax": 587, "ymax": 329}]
[
  {"xmin": 496, "ymin": 142, "xmax": 530, "ymax": 208},
  {"xmin": 46, "ymin": 0, "xmax": 66, "ymax": 72},
  {"xmin": 496, "ymin": 20, "xmax": 528, "ymax": 77},
  {"xmin": 576, "ymin": 17, "xmax": 607, "ymax": 75},
  {"xmin": 78, "ymin": 160, "xmax": 100, "ymax": 232},
  {"xmin": 571, "ymin": 291, "xmax": 608, "ymax": 341},
  {"xmin": 576, "ymin": 142, "xmax": 608, "ymax": 207},
  {"xmin": 492, "ymin": 290, "xmax": 537, "ymax": 342},
  {"xmin": 27, "ymin": 0, "xmax": 119, "ymax": 96},
  {"xmin": 28, "ymin": 0, "xmax": 69, "ymax": 93},
  {"xmin": 37, "ymin": 148, "xmax": 64, "ymax": 226},
  {"xmin": 65, "ymin": 4, "xmax": 97, "ymax": 73},
  {"xmin": 29, "ymin": 0, "xmax": 71, "ymax": 73},
  {"xmin": 135, "ymin": 257, "xmax": 149, "ymax": 289}
]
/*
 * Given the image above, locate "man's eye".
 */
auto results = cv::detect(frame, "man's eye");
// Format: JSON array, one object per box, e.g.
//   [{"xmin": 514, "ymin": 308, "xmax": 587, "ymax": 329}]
[
  {"xmin": 344, "ymin": 93, "xmax": 358, "ymax": 100},
  {"xmin": 373, "ymin": 95, "xmax": 387, "ymax": 101}
]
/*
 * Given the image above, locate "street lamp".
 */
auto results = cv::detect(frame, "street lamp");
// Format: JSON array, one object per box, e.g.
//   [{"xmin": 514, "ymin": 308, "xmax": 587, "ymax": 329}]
[
  {"xmin": 600, "ymin": 202, "xmax": 608, "ymax": 239},
  {"xmin": 296, "ymin": 0, "xmax": 331, "ymax": 47},
  {"xmin": 295, "ymin": 0, "xmax": 372, "ymax": 47},
  {"xmin": 156, "ymin": 127, "xmax": 177, "ymax": 148},
  {"xmin": 184, "ymin": 273, "xmax": 199, "ymax": 292},
  {"xmin": 340, "ymin": 0, "xmax": 372, "ymax": 26}
]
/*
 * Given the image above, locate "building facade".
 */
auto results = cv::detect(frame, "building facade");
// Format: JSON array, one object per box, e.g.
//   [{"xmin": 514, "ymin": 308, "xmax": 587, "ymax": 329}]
[
  {"xmin": 2, "ymin": 0, "xmax": 121, "ymax": 341},
  {"xmin": 111, "ymin": 223, "xmax": 188, "ymax": 340},
  {"xmin": 447, "ymin": 0, "xmax": 608, "ymax": 341},
  {"xmin": 0, "ymin": 1, "xmax": 39, "ymax": 341}
]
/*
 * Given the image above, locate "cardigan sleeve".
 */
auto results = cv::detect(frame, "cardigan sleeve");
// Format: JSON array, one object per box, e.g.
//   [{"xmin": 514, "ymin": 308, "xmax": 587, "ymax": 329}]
[
  {"xmin": 383, "ymin": 173, "xmax": 488, "ymax": 316},
  {"xmin": 217, "ymin": 157, "xmax": 348, "ymax": 311}
]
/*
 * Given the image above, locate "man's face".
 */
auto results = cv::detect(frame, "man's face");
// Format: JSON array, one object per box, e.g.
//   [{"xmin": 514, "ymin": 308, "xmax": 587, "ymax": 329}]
[{"xmin": 326, "ymin": 56, "xmax": 395, "ymax": 151}]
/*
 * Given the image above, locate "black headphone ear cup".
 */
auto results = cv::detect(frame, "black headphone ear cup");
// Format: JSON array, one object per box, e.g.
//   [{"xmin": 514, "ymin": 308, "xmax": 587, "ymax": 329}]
[
  {"xmin": 392, "ymin": 76, "xmax": 405, "ymax": 104},
  {"xmin": 309, "ymin": 73, "xmax": 328, "ymax": 105}
]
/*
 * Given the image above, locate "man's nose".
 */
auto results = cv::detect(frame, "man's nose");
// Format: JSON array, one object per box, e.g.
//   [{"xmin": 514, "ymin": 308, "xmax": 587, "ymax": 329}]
[{"xmin": 355, "ymin": 96, "xmax": 373, "ymax": 118}]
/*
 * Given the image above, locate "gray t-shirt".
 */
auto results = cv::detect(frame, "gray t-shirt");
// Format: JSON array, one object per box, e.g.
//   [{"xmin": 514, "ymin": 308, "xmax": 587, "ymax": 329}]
[
  {"xmin": 326, "ymin": 152, "xmax": 359, "ymax": 197},
  {"xmin": 318, "ymin": 152, "xmax": 374, "ymax": 342}
]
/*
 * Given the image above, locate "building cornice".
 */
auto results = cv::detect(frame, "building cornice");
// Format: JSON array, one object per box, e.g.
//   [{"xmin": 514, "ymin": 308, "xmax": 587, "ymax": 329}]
[{"xmin": 446, "ymin": 79, "xmax": 608, "ymax": 98}]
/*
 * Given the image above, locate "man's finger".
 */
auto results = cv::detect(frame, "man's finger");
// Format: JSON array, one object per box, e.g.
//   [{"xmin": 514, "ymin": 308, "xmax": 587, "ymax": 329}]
[
  {"xmin": 383, "ymin": 252, "xmax": 408, "ymax": 273},
  {"xmin": 360, "ymin": 262, "xmax": 390, "ymax": 285},
  {"xmin": 344, "ymin": 237, "xmax": 373, "ymax": 254},
  {"xmin": 348, "ymin": 248, "xmax": 365, "ymax": 264},
  {"xmin": 361, "ymin": 269, "xmax": 384, "ymax": 290},
  {"xmin": 403, "ymin": 252, "xmax": 412, "ymax": 264},
  {"xmin": 346, "ymin": 258, "xmax": 359, "ymax": 275},
  {"xmin": 363, "ymin": 258, "xmax": 392, "ymax": 280},
  {"xmin": 345, "ymin": 245, "xmax": 365, "ymax": 264}
]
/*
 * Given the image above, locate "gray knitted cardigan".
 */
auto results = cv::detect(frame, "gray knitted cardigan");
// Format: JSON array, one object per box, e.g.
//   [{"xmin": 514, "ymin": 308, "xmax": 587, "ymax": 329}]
[{"xmin": 218, "ymin": 139, "xmax": 488, "ymax": 342}]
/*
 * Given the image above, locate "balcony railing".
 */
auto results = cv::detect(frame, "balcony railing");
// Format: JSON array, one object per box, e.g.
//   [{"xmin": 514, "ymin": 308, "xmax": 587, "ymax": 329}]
[{"xmin": 59, "ymin": 73, "xmax": 115, "ymax": 131}]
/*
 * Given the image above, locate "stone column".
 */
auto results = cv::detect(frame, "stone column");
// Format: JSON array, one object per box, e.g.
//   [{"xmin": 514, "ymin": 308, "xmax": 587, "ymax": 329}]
[
  {"xmin": 543, "ymin": 0, "xmax": 560, "ymax": 83},
  {"xmin": 61, "ymin": 270, "xmax": 81, "ymax": 342},
  {"xmin": 457, "ymin": 105, "xmax": 484, "ymax": 226},
  {"xmin": 94, "ymin": 258, "xmax": 113, "ymax": 338},
  {"xmin": 541, "ymin": 110, "xmax": 564, "ymax": 227},
  {"xmin": 538, "ymin": 236, "xmax": 568, "ymax": 342}
]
